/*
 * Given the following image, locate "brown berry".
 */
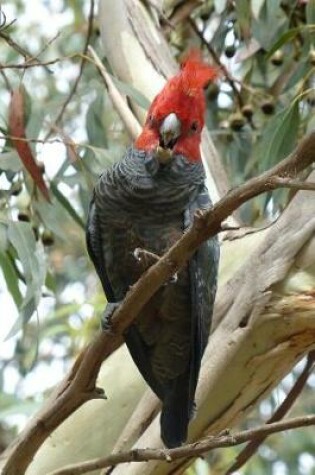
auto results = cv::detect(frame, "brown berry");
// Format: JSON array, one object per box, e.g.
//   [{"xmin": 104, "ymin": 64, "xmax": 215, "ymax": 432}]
[
  {"xmin": 270, "ymin": 50, "xmax": 284, "ymax": 66},
  {"xmin": 241, "ymin": 104, "xmax": 254, "ymax": 119},
  {"xmin": 37, "ymin": 161, "xmax": 45, "ymax": 174},
  {"xmin": 41, "ymin": 230, "xmax": 54, "ymax": 246},
  {"xmin": 225, "ymin": 45, "xmax": 236, "ymax": 58},
  {"xmin": 11, "ymin": 182, "xmax": 23, "ymax": 196},
  {"xmin": 308, "ymin": 50, "xmax": 315, "ymax": 66},
  {"xmin": 261, "ymin": 99, "xmax": 275, "ymax": 115},
  {"xmin": 229, "ymin": 112, "xmax": 246, "ymax": 131},
  {"xmin": 207, "ymin": 83, "xmax": 220, "ymax": 101},
  {"xmin": 18, "ymin": 211, "xmax": 30, "ymax": 222}
]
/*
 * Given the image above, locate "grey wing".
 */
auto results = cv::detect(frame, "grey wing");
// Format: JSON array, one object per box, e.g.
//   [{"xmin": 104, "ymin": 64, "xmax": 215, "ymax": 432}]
[
  {"xmin": 186, "ymin": 185, "xmax": 220, "ymax": 398},
  {"xmin": 86, "ymin": 192, "xmax": 166, "ymax": 400},
  {"xmin": 86, "ymin": 193, "xmax": 116, "ymax": 303}
]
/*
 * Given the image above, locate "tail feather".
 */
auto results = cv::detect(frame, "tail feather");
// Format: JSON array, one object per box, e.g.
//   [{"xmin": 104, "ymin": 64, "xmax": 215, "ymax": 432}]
[{"xmin": 160, "ymin": 374, "xmax": 195, "ymax": 448}]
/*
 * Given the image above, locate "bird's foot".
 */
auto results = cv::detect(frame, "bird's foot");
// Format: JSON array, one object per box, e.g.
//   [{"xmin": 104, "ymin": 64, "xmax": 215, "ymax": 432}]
[
  {"xmin": 133, "ymin": 247, "xmax": 160, "ymax": 268},
  {"xmin": 194, "ymin": 208, "xmax": 209, "ymax": 231},
  {"xmin": 133, "ymin": 248, "xmax": 177, "ymax": 283},
  {"xmin": 101, "ymin": 302, "xmax": 121, "ymax": 331}
]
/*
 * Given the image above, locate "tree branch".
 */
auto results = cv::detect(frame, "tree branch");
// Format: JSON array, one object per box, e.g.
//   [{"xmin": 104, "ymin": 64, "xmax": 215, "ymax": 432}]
[
  {"xmin": 1, "ymin": 132, "xmax": 314, "ymax": 475},
  {"xmin": 48, "ymin": 414, "xmax": 315, "ymax": 475},
  {"xmin": 88, "ymin": 46, "xmax": 142, "ymax": 140},
  {"xmin": 225, "ymin": 351, "xmax": 315, "ymax": 474}
]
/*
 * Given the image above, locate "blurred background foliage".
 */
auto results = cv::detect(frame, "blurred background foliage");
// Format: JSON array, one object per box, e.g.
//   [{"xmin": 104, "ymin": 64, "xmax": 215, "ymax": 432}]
[{"xmin": 0, "ymin": 0, "xmax": 314, "ymax": 474}]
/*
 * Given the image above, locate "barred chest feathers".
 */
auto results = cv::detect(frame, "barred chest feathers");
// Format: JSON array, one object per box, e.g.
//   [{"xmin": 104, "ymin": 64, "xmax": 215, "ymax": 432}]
[{"xmin": 94, "ymin": 147, "xmax": 206, "ymax": 224}]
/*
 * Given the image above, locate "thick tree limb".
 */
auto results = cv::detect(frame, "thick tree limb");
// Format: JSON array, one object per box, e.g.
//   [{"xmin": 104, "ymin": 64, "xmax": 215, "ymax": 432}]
[
  {"xmin": 1, "ymin": 131, "xmax": 314, "ymax": 475},
  {"xmin": 225, "ymin": 351, "xmax": 315, "ymax": 474},
  {"xmin": 48, "ymin": 414, "xmax": 315, "ymax": 475}
]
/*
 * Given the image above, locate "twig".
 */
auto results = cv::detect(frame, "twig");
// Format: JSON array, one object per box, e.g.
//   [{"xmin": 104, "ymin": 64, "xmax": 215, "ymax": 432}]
[
  {"xmin": 0, "ymin": 56, "xmax": 70, "ymax": 70},
  {"xmin": 24, "ymin": 31, "xmax": 61, "ymax": 65},
  {"xmin": 0, "ymin": 30, "xmax": 34, "ymax": 60},
  {"xmin": 47, "ymin": 0, "xmax": 95, "ymax": 132},
  {"xmin": 0, "ymin": 133, "xmax": 96, "ymax": 153},
  {"xmin": 88, "ymin": 46, "xmax": 142, "ymax": 140},
  {"xmin": 2, "ymin": 132, "xmax": 315, "ymax": 475},
  {"xmin": 189, "ymin": 18, "xmax": 243, "ymax": 108},
  {"xmin": 269, "ymin": 177, "xmax": 315, "ymax": 191},
  {"xmin": 49, "ymin": 414, "xmax": 315, "ymax": 475},
  {"xmin": 225, "ymin": 351, "xmax": 315, "ymax": 474}
]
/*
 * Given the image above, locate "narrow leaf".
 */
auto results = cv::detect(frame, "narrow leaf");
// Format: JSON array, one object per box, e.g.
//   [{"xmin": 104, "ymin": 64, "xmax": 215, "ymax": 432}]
[
  {"xmin": 266, "ymin": 28, "xmax": 299, "ymax": 59},
  {"xmin": 7, "ymin": 222, "xmax": 46, "ymax": 324},
  {"xmin": 0, "ymin": 151, "xmax": 22, "ymax": 172},
  {"xmin": 50, "ymin": 181, "xmax": 85, "ymax": 229},
  {"xmin": 0, "ymin": 251, "xmax": 22, "ymax": 308},
  {"xmin": 8, "ymin": 88, "xmax": 50, "ymax": 201},
  {"xmin": 258, "ymin": 101, "xmax": 299, "ymax": 171}
]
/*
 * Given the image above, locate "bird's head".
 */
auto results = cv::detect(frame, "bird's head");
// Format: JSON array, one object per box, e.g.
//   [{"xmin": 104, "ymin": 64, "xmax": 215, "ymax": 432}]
[{"xmin": 135, "ymin": 50, "xmax": 218, "ymax": 162}]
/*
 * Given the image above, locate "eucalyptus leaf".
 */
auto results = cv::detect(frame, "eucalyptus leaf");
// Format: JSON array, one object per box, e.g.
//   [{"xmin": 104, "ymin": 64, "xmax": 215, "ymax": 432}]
[
  {"xmin": 257, "ymin": 101, "xmax": 299, "ymax": 171},
  {"xmin": 306, "ymin": 0, "xmax": 315, "ymax": 46},
  {"xmin": 266, "ymin": 28, "xmax": 299, "ymax": 59},
  {"xmin": 86, "ymin": 93, "xmax": 108, "ymax": 148},
  {"xmin": 235, "ymin": 0, "xmax": 251, "ymax": 40},
  {"xmin": 7, "ymin": 221, "xmax": 46, "ymax": 329},
  {"xmin": 34, "ymin": 198, "xmax": 77, "ymax": 240},
  {"xmin": 0, "ymin": 251, "xmax": 22, "ymax": 308},
  {"xmin": 0, "ymin": 151, "xmax": 22, "ymax": 172},
  {"xmin": 306, "ymin": 0, "xmax": 315, "ymax": 27},
  {"xmin": 253, "ymin": 0, "xmax": 288, "ymax": 50},
  {"xmin": 214, "ymin": 0, "xmax": 228, "ymax": 15},
  {"xmin": 50, "ymin": 181, "xmax": 85, "ymax": 230},
  {"xmin": 0, "ymin": 222, "xmax": 8, "ymax": 252}
]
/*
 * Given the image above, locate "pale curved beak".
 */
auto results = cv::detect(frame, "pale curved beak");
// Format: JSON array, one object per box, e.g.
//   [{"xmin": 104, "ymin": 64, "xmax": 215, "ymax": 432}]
[{"xmin": 159, "ymin": 112, "xmax": 181, "ymax": 149}]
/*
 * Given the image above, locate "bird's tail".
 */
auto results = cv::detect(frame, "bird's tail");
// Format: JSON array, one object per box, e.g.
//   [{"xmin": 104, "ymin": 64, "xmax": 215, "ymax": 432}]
[{"xmin": 160, "ymin": 374, "xmax": 195, "ymax": 448}]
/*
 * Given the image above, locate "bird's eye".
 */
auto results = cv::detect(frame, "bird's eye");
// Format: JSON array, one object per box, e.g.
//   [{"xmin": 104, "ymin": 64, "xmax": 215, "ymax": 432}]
[{"xmin": 190, "ymin": 121, "xmax": 199, "ymax": 132}]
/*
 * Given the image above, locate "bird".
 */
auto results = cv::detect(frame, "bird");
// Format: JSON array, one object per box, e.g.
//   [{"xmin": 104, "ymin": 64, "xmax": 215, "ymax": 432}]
[{"xmin": 86, "ymin": 50, "xmax": 220, "ymax": 448}]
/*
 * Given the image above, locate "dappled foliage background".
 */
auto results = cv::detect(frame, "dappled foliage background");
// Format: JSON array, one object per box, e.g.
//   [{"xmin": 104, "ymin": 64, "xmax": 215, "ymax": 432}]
[{"xmin": 0, "ymin": 0, "xmax": 314, "ymax": 474}]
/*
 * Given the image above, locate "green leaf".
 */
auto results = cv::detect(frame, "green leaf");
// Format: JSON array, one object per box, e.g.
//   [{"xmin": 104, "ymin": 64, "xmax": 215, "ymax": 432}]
[
  {"xmin": 214, "ymin": 0, "xmax": 228, "ymax": 14},
  {"xmin": 0, "ymin": 251, "xmax": 22, "ymax": 308},
  {"xmin": 266, "ymin": 28, "xmax": 299, "ymax": 59},
  {"xmin": 111, "ymin": 75, "xmax": 150, "ymax": 110},
  {"xmin": 7, "ymin": 221, "xmax": 46, "ymax": 332},
  {"xmin": 0, "ymin": 151, "xmax": 23, "ymax": 172},
  {"xmin": 33, "ymin": 199, "xmax": 74, "ymax": 240},
  {"xmin": 235, "ymin": 0, "xmax": 251, "ymax": 40},
  {"xmin": 251, "ymin": 0, "xmax": 265, "ymax": 19},
  {"xmin": 284, "ymin": 59, "xmax": 312, "ymax": 92},
  {"xmin": 257, "ymin": 100, "xmax": 300, "ymax": 171},
  {"xmin": 253, "ymin": 0, "xmax": 288, "ymax": 50},
  {"xmin": 50, "ymin": 181, "xmax": 85, "ymax": 230},
  {"xmin": 86, "ymin": 93, "xmax": 108, "ymax": 148},
  {"xmin": 306, "ymin": 0, "xmax": 315, "ymax": 26},
  {"xmin": 306, "ymin": 0, "xmax": 315, "ymax": 46},
  {"xmin": 0, "ymin": 222, "xmax": 8, "ymax": 252}
]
